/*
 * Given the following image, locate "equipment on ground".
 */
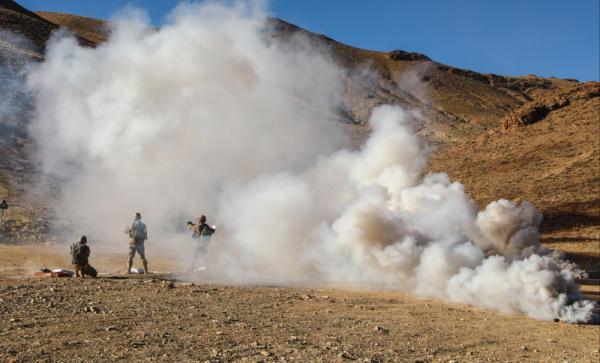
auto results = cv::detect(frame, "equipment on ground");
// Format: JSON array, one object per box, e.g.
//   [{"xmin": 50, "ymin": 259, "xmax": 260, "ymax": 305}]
[{"xmin": 34, "ymin": 268, "xmax": 74, "ymax": 278}]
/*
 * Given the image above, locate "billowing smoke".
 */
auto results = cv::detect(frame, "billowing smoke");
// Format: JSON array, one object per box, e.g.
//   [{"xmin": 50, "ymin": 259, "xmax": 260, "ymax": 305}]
[{"xmin": 26, "ymin": 1, "xmax": 595, "ymax": 322}]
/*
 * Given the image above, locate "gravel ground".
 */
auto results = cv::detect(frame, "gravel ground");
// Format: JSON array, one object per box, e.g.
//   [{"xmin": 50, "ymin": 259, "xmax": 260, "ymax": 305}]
[{"xmin": 0, "ymin": 275, "xmax": 598, "ymax": 362}]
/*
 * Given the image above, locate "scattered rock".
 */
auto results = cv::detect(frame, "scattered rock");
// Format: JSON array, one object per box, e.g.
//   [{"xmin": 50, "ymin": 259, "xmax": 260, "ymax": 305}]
[
  {"xmin": 131, "ymin": 341, "xmax": 145, "ymax": 348},
  {"xmin": 503, "ymin": 83, "xmax": 598, "ymax": 129},
  {"xmin": 388, "ymin": 50, "xmax": 430, "ymax": 62},
  {"xmin": 372, "ymin": 325, "xmax": 389, "ymax": 334},
  {"xmin": 339, "ymin": 351, "xmax": 356, "ymax": 360},
  {"xmin": 85, "ymin": 306, "xmax": 102, "ymax": 314}
]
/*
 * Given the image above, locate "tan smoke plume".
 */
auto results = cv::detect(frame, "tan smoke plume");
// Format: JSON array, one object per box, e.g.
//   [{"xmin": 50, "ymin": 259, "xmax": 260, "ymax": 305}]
[{"xmin": 26, "ymin": 1, "xmax": 595, "ymax": 323}]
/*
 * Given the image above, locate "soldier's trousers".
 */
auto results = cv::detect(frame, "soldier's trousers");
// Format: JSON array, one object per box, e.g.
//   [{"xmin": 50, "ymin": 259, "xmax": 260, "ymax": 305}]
[
  {"xmin": 128, "ymin": 241, "xmax": 147, "ymax": 263},
  {"xmin": 75, "ymin": 264, "xmax": 98, "ymax": 277},
  {"xmin": 190, "ymin": 236, "xmax": 210, "ymax": 270},
  {"xmin": 82, "ymin": 264, "xmax": 98, "ymax": 277}
]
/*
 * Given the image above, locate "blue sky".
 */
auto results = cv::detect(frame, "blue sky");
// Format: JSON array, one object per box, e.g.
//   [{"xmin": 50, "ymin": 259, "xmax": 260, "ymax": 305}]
[{"xmin": 19, "ymin": 0, "xmax": 599, "ymax": 81}]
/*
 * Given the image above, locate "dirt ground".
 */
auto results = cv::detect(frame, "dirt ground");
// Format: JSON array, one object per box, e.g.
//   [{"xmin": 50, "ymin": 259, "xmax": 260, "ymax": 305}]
[{"xmin": 0, "ymin": 245, "xmax": 598, "ymax": 362}]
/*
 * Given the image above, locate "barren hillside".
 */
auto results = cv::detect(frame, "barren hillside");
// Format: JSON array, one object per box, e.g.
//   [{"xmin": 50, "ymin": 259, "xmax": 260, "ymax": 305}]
[{"xmin": 36, "ymin": 11, "xmax": 108, "ymax": 44}]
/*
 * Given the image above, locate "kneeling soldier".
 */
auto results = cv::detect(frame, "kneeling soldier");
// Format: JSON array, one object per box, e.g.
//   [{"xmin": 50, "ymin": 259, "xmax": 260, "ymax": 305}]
[{"xmin": 71, "ymin": 236, "xmax": 97, "ymax": 278}]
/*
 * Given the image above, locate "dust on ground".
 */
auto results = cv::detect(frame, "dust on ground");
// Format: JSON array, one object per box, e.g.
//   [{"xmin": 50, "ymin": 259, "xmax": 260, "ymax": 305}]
[{"xmin": 0, "ymin": 244, "xmax": 598, "ymax": 362}]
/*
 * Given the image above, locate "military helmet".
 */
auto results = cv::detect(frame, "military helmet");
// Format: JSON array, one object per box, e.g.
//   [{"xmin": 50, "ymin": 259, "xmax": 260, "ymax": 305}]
[
  {"xmin": 197, "ymin": 215, "xmax": 206, "ymax": 223},
  {"xmin": 80, "ymin": 235, "xmax": 87, "ymax": 244},
  {"xmin": 133, "ymin": 212, "xmax": 141, "ymax": 220}
]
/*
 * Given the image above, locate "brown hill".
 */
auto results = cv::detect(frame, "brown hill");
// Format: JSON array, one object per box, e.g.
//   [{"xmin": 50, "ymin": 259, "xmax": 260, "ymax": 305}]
[
  {"xmin": 0, "ymin": 0, "xmax": 598, "ymax": 274},
  {"xmin": 0, "ymin": 0, "xmax": 53, "ymax": 56},
  {"xmin": 0, "ymin": 0, "xmax": 41, "ymax": 19},
  {"xmin": 268, "ymin": 18, "xmax": 580, "ymax": 140},
  {"xmin": 429, "ymin": 83, "xmax": 599, "ymax": 257},
  {"xmin": 36, "ymin": 11, "xmax": 109, "ymax": 44},
  {"xmin": 0, "ymin": 1, "xmax": 98, "ymax": 57}
]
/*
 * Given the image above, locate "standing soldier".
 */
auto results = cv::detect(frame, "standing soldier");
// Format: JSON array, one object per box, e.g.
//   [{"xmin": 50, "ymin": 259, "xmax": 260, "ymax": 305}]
[
  {"xmin": 126, "ymin": 212, "xmax": 148, "ymax": 274},
  {"xmin": 71, "ymin": 235, "xmax": 97, "ymax": 278},
  {"xmin": 0, "ymin": 199, "xmax": 8, "ymax": 225},
  {"xmin": 187, "ymin": 215, "xmax": 216, "ymax": 271}
]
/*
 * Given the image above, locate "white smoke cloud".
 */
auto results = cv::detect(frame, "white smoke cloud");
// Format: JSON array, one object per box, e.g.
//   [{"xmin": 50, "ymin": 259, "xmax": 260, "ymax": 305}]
[{"xmin": 26, "ymin": 1, "xmax": 595, "ymax": 323}]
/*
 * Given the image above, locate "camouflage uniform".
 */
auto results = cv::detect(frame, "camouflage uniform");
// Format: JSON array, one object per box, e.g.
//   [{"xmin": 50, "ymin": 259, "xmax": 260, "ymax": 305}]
[
  {"xmin": 71, "ymin": 236, "xmax": 97, "ymax": 278},
  {"xmin": 188, "ymin": 220, "xmax": 215, "ymax": 271},
  {"xmin": 126, "ymin": 215, "xmax": 148, "ymax": 273}
]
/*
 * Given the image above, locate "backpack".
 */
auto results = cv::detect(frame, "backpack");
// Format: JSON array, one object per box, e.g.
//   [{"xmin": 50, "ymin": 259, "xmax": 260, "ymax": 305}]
[
  {"xmin": 203, "ymin": 224, "xmax": 215, "ymax": 236},
  {"xmin": 71, "ymin": 243, "xmax": 85, "ymax": 265},
  {"xmin": 132, "ymin": 221, "xmax": 147, "ymax": 240}
]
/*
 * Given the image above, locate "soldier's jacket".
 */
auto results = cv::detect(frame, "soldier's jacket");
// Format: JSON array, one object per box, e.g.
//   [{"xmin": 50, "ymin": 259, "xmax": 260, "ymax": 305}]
[
  {"xmin": 189, "ymin": 222, "xmax": 215, "ymax": 239},
  {"xmin": 127, "ymin": 220, "xmax": 148, "ymax": 244},
  {"xmin": 71, "ymin": 242, "xmax": 90, "ymax": 266}
]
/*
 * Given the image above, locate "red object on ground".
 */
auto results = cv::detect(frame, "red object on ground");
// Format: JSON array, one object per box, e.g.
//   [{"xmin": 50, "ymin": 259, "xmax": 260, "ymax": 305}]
[
  {"xmin": 33, "ymin": 271, "xmax": 52, "ymax": 278},
  {"xmin": 33, "ymin": 271, "xmax": 73, "ymax": 278}
]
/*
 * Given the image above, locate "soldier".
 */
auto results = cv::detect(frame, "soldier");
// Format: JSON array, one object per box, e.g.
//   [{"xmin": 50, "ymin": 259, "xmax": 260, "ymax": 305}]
[
  {"xmin": 0, "ymin": 199, "xmax": 8, "ymax": 225},
  {"xmin": 71, "ymin": 235, "xmax": 97, "ymax": 278},
  {"xmin": 125, "ymin": 212, "xmax": 148, "ymax": 274},
  {"xmin": 187, "ymin": 215, "xmax": 216, "ymax": 271}
]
